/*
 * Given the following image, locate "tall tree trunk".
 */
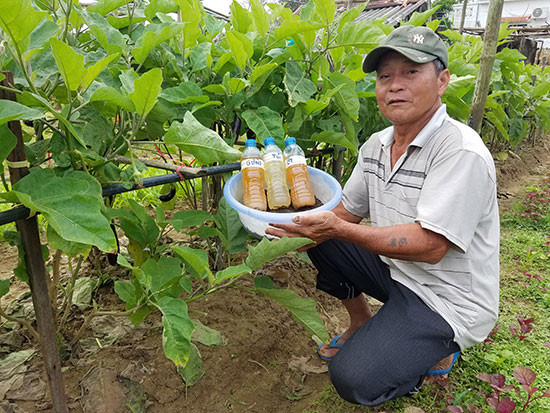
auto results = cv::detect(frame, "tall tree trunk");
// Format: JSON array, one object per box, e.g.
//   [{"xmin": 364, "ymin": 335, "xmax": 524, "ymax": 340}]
[
  {"xmin": 468, "ymin": 0, "xmax": 505, "ymax": 135},
  {"xmin": 459, "ymin": 0, "xmax": 468, "ymax": 34}
]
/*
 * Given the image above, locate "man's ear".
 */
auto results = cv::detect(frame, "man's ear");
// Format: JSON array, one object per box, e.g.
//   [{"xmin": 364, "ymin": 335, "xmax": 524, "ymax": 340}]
[{"xmin": 438, "ymin": 69, "xmax": 451, "ymax": 97}]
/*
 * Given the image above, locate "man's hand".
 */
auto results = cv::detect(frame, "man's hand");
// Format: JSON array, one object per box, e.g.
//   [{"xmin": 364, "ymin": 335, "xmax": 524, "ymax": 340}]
[{"xmin": 265, "ymin": 210, "xmax": 345, "ymax": 247}]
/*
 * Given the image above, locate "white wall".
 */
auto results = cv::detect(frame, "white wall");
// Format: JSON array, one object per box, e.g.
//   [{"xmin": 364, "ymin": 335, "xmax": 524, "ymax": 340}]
[{"xmin": 453, "ymin": 0, "xmax": 550, "ymax": 28}]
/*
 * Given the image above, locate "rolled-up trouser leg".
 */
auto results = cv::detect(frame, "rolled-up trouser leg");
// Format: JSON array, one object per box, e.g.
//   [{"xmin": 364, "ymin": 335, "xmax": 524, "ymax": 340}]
[{"xmin": 307, "ymin": 239, "xmax": 460, "ymax": 406}]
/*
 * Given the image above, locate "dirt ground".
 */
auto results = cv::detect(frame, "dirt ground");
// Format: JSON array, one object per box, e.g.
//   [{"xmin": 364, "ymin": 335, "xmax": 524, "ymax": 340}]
[{"xmin": 1, "ymin": 135, "xmax": 549, "ymax": 413}]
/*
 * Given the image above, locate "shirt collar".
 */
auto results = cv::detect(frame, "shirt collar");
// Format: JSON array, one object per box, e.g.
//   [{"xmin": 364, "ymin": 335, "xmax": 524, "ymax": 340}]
[{"xmin": 378, "ymin": 104, "xmax": 448, "ymax": 148}]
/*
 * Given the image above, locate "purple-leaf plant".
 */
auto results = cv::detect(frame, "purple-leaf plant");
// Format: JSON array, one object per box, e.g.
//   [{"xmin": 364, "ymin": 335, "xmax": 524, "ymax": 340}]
[
  {"xmin": 476, "ymin": 366, "xmax": 550, "ymax": 412},
  {"xmin": 509, "ymin": 315, "xmax": 534, "ymax": 340}
]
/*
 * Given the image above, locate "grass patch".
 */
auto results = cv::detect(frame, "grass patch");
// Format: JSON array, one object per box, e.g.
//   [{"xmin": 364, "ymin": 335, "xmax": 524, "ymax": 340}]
[{"xmin": 306, "ymin": 177, "xmax": 550, "ymax": 412}]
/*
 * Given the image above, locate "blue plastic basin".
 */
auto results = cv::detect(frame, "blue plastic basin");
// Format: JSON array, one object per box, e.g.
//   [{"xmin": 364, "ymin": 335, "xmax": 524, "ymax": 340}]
[{"xmin": 224, "ymin": 167, "xmax": 342, "ymax": 238}]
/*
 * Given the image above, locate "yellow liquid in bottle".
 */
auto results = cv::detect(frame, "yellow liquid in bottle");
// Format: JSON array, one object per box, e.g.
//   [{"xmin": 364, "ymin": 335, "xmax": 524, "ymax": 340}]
[
  {"xmin": 241, "ymin": 159, "xmax": 267, "ymax": 211},
  {"xmin": 264, "ymin": 154, "xmax": 290, "ymax": 209},
  {"xmin": 286, "ymin": 161, "xmax": 315, "ymax": 209}
]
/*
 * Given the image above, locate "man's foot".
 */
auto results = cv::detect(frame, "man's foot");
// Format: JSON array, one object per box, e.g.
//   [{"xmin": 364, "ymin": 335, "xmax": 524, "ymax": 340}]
[
  {"xmin": 425, "ymin": 352, "xmax": 460, "ymax": 383},
  {"xmin": 317, "ymin": 331, "xmax": 353, "ymax": 360}
]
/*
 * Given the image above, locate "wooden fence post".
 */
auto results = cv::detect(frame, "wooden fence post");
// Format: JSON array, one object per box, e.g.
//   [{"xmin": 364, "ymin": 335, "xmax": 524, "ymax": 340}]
[
  {"xmin": 1, "ymin": 71, "xmax": 69, "ymax": 413},
  {"xmin": 468, "ymin": 0, "xmax": 505, "ymax": 134}
]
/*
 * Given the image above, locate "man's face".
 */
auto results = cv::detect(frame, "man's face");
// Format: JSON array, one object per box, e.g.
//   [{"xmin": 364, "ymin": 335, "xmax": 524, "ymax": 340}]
[{"xmin": 375, "ymin": 51, "xmax": 449, "ymax": 128}]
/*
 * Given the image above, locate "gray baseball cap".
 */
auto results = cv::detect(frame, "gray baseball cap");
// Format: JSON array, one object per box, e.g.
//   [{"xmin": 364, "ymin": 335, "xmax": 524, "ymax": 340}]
[{"xmin": 362, "ymin": 25, "xmax": 448, "ymax": 73}]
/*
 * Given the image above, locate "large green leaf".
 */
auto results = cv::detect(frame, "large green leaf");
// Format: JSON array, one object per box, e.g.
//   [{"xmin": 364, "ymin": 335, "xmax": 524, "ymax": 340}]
[
  {"xmin": 0, "ymin": 125, "xmax": 17, "ymax": 175},
  {"xmin": 142, "ymin": 256, "xmax": 183, "ymax": 296},
  {"xmin": 403, "ymin": 6, "xmax": 440, "ymax": 26},
  {"xmin": 337, "ymin": 3, "xmax": 367, "ymax": 30},
  {"xmin": 249, "ymin": 63, "xmax": 277, "ymax": 94},
  {"xmin": 249, "ymin": 0, "xmax": 270, "ymax": 36},
  {"xmin": 82, "ymin": 11, "xmax": 124, "ymax": 54},
  {"xmin": 133, "ymin": 23, "xmax": 184, "ymax": 64},
  {"xmin": 254, "ymin": 276, "xmax": 329, "ymax": 343},
  {"xmin": 245, "ymin": 237, "xmax": 313, "ymax": 271},
  {"xmin": 445, "ymin": 74, "xmax": 476, "ymax": 99},
  {"xmin": 160, "ymin": 82, "xmax": 209, "ymax": 104},
  {"xmin": 229, "ymin": 1, "xmax": 252, "ymax": 33},
  {"xmin": 50, "ymin": 38, "xmax": 87, "ymax": 92},
  {"xmin": 225, "ymin": 30, "xmax": 253, "ymax": 70},
  {"xmin": 158, "ymin": 296, "xmax": 194, "ymax": 368},
  {"xmin": 172, "ymin": 245, "xmax": 213, "ymax": 282},
  {"xmin": 191, "ymin": 319, "xmax": 227, "ymax": 346},
  {"xmin": 169, "ymin": 210, "xmax": 213, "ymax": 231},
  {"xmin": 215, "ymin": 198, "xmax": 249, "ymax": 254},
  {"xmin": 145, "ymin": 0, "xmax": 179, "ymax": 20},
  {"xmin": 81, "ymin": 53, "xmax": 120, "ymax": 90},
  {"xmin": 274, "ymin": 19, "xmax": 322, "ymax": 42},
  {"xmin": 0, "ymin": 0, "xmax": 46, "ymax": 46},
  {"xmin": 214, "ymin": 264, "xmax": 252, "ymax": 285},
  {"xmin": 164, "ymin": 111, "xmax": 241, "ymax": 164},
  {"xmin": 313, "ymin": 0, "xmax": 337, "ymax": 26},
  {"xmin": 325, "ymin": 72, "xmax": 360, "ymax": 121},
  {"xmin": 311, "ymin": 131, "xmax": 356, "ymax": 153},
  {"xmin": 242, "ymin": 106, "xmax": 284, "ymax": 143},
  {"xmin": 7, "ymin": 168, "xmax": 116, "ymax": 252},
  {"xmin": 89, "ymin": 87, "xmax": 134, "ymax": 111},
  {"xmin": 129, "ymin": 68, "xmax": 163, "ymax": 118},
  {"xmin": 284, "ymin": 61, "xmax": 317, "ymax": 107},
  {"xmin": 28, "ymin": 19, "xmax": 59, "ymax": 51},
  {"xmin": 189, "ymin": 42, "xmax": 212, "ymax": 72},
  {"xmin": 532, "ymin": 80, "xmax": 550, "ymax": 99},
  {"xmin": 88, "ymin": 0, "xmax": 130, "ymax": 16},
  {"xmin": 0, "ymin": 101, "xmax": 44, "ymax": 126},
  {"xmin": 336, "ymin": 21, "xmax": 385, "ymax": 50},
  {"xmin": 177, "ymin": 343, "xmax": 205, "ymax": 386},
  {"xmin": 47, "ymin": 225, "xmax": 91, "ymax": 258}
]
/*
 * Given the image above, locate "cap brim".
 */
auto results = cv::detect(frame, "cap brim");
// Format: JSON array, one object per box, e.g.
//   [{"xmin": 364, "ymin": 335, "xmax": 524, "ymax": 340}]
[{"xmin": 362, "ymin": 46, "xmax": 437, "ymax": 73}]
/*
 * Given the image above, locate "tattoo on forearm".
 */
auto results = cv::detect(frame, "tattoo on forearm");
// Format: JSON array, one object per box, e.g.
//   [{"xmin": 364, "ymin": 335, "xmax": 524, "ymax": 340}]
[{"xmin": 389, "ymin": 237, "xmax": 407, "ymax": 248}]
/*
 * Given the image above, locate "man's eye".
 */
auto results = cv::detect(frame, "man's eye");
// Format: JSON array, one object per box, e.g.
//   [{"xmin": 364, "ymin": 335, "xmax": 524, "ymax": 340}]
[{"xmin": 408, "ymin": 70, "xmax": 418, "ymax": 75}]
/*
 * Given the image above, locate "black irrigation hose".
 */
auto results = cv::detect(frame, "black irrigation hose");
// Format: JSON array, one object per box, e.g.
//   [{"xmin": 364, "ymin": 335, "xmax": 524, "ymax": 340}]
[
  {"xmin": 0, "ymin": 162, "xmax": 241, "ymax": 226},
  {"xmin": 0, "ymin": 146, "xmax": 345, "ymax": 227}
]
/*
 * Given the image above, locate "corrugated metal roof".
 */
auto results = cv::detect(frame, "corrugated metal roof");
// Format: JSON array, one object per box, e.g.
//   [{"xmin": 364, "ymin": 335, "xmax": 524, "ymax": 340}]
[{"xmin": 355, "ymin": 0, "xmax": 428, "ymax": 26}]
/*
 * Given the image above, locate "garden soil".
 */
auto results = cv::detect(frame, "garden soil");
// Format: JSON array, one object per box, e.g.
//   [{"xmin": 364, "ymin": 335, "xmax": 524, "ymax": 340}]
[{"xmin": 0, "ymin": 135, "xmax": 549, "ymax": 413}]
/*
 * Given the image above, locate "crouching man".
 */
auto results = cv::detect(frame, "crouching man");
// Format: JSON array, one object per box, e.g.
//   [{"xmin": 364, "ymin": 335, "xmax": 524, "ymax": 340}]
[{"xmin": 266, "ymin": 25, "xmax": 499, "ymax": 406}]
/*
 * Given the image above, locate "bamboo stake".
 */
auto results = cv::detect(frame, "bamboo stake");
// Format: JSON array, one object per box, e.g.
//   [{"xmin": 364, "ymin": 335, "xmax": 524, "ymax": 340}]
[
  {"xmin": 1, "ymin": 71, "xmax": 69, "ymax": 413},
  {"xmin": 468, "ymin": 0, "xmax": 505, "ymax": 134}
]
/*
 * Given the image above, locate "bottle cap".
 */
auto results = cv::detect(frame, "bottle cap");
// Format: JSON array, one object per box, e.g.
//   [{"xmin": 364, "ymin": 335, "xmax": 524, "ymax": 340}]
[
  {"xmin": 245, "ymin": 139, "xmax": 257, "ymax": 147},
  {"xmin": 285, "ymin": 137, "xmax": 296, "ymax": 146},
  {"xmin": 264, "ymin": 137, "xmax": 275, "ymax": 146}
]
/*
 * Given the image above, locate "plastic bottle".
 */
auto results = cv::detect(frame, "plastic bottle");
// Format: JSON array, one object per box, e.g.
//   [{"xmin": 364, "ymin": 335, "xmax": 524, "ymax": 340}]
[
  {"xmin": 263, "ymin": 137, "xmax": 291, "ymax": 210},
  {"xmin": 283, "ymin": 137, "xmax": 315, "ymax": 209},
  {"xmin": 241, "ymin": 139, "xmax": 267, "ymax": 211}
]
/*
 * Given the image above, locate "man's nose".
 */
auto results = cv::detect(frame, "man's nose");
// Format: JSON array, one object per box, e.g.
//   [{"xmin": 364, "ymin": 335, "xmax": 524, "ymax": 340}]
[{"xmin": 388, "ymin": 74, "xmax": 405, "ymax": 92}]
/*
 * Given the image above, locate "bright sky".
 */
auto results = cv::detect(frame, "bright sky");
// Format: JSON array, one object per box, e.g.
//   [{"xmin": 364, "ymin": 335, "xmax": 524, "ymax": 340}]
[{"xmin": 202, "ymin": 0, "xmax": 248, "ymax": 15}]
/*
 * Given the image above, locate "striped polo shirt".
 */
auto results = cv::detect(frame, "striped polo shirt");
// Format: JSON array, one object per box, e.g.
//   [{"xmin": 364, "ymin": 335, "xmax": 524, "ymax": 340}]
[{"xmin": 342, "ymin": 105, "xmax": 500, "ymax": 350}]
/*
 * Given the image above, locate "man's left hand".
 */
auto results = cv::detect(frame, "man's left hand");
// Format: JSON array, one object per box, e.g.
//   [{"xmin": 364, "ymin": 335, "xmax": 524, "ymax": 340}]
[{"xmin": 265, "ymin": 210, "xmax": 343, "ymax": 247}]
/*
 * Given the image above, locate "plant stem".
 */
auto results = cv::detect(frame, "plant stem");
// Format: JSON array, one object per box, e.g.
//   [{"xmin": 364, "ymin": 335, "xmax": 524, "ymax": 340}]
[
  {"xmin": 58, "ymin": 255, "xmax": 84, "ymax": 332},
  {"xmin": 0, "ymin": 306, "xmax": 39, "ymax": 341}
]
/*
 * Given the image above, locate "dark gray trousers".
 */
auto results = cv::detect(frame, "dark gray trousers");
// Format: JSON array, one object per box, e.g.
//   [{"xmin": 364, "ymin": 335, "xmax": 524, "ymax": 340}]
[{"xmin": 307, "ymin": 239, "xmax": 460, "ymax": 406}]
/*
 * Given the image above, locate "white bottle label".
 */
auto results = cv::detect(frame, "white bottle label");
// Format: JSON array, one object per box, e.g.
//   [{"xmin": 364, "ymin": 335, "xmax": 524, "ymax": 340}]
[
  {"xmin": 264, "ymin": 153, "xmax": 283, "ymax": 163},
  {"xmin": 285, "ymin": 155, "xmax": 307, "ymax": 167},
  {"xmin": 241, "ymin": 158, "xmax": 264, "ymax": 170}
]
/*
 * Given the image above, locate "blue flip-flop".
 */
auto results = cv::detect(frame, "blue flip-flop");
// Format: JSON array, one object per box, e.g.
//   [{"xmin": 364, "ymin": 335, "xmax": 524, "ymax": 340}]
[
  {"xmin": 317, "ymin": 333, "xmax": 345, "ymax": 362},
  {"xmin": 427, "ymin": 351, "xmax": 460, "ymax": 375}
]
